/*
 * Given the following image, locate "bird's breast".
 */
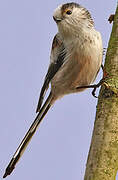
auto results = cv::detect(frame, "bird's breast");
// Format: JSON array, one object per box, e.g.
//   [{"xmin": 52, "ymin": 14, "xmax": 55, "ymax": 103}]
[{"xmin": 51, "ymin": 35, "xmax": 102, "ymax": 99}]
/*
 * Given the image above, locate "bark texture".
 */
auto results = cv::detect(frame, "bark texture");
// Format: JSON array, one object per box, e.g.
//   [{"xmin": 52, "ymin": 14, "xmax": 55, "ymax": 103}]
[{"xmin": 84, "ymin": 5, "xmax": 118, "ymax": 180}]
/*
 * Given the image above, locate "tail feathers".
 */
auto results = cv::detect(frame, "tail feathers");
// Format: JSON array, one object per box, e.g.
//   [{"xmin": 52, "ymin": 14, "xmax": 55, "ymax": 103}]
[
  {"xmin": 3, "ymin": 92, "xmax": 52, "ymax": 178},
  {"xmin": 36, "ymin": 83, "xmax": 48, "ymax": 113}
]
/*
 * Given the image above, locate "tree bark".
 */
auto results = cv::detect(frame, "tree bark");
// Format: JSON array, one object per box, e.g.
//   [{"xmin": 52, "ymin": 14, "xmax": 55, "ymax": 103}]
[{"xmin": 84, "ymin": 5, "xmax": 118, "ymax": 180}]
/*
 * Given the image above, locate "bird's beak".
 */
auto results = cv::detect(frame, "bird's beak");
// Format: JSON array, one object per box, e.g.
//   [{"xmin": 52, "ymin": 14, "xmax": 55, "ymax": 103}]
[{"xmin": 53, "ymin": 16, "xmax": 62, "ymax": 23}]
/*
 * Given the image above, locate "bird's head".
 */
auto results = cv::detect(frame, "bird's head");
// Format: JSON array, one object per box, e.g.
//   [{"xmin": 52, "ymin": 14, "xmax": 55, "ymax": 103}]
[{"xmin": 53, "ymin": 2, "xmax": 94, "ymax": 38}]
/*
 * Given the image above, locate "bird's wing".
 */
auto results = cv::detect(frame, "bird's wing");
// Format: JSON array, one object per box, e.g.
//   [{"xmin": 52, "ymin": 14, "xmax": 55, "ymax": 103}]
[{"xmin": 36, "ymin": 33, "xmax": 66, "ymax": 112}]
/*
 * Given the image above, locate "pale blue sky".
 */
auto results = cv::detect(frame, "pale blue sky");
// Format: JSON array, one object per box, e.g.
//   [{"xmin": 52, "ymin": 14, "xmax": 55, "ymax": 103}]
[{"xmin": 0, "ymin": 1, "xmax": 117, "ymax": 179}]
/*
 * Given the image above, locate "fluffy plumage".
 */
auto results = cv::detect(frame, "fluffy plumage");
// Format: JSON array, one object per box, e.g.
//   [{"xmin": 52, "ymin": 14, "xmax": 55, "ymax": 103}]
[{"xmin": 3, "ymin": 2, "xmax": 103, "ymax": 178}]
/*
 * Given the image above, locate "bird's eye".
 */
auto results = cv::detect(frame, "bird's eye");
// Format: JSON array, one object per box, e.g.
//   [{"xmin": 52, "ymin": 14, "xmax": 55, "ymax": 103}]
[{"xmin": 66, "ymin": 10, "xmax": 72, "ymax": 15}]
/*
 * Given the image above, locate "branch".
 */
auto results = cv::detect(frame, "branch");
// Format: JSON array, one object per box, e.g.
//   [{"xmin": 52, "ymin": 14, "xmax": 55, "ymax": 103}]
[{"xmin": 84, "ymin": 4, "xmax": 118, "ymax": 180}]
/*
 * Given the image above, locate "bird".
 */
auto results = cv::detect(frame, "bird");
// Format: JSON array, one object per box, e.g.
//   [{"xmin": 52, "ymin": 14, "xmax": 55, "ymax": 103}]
[{"xmin": 3, "ymin": 2, "xmax": 103, "ymax": 178}]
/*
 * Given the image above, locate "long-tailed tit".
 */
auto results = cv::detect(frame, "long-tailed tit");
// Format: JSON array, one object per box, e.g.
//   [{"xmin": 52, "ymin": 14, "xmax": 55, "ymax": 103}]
[{"xmin": 3, "ymin": 2, "xmax": 103, "ymax": 178}]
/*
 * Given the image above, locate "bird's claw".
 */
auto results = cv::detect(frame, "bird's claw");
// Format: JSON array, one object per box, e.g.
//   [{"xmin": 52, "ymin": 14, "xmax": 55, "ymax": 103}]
[{"xmin": 76, "ymin": 78, "xmax": 105, "ymax": 98}]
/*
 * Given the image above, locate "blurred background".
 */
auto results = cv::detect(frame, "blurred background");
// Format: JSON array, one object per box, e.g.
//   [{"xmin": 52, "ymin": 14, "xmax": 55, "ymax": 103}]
[{"xmin": 0, "ymin": 0, "xmax": 117, "ymax": 179}]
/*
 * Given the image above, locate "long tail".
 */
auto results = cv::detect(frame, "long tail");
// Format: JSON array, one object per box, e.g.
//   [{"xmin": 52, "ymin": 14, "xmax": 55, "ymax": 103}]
[{"xmin": 3, "ymin": 92, "xmax": 52, "ymax": 178}]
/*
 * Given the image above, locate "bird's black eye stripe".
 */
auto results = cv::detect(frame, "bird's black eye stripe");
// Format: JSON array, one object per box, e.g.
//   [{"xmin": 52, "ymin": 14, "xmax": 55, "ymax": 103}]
[{"xmin": 66, "ymin": 10, "xmax": 72, "ymax": 15}]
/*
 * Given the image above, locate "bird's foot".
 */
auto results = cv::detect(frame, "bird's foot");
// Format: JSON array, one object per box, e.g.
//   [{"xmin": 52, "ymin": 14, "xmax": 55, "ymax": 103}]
[{"xmin": 76, "ymin": 78, "xmax": 106, "ymax": 98}]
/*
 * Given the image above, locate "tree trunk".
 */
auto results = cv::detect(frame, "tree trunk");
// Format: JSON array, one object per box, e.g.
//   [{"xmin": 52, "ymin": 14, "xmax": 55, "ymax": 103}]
[{"xmin": 84, "ymin": 5, "xmax": 118, "ymax": 180}]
